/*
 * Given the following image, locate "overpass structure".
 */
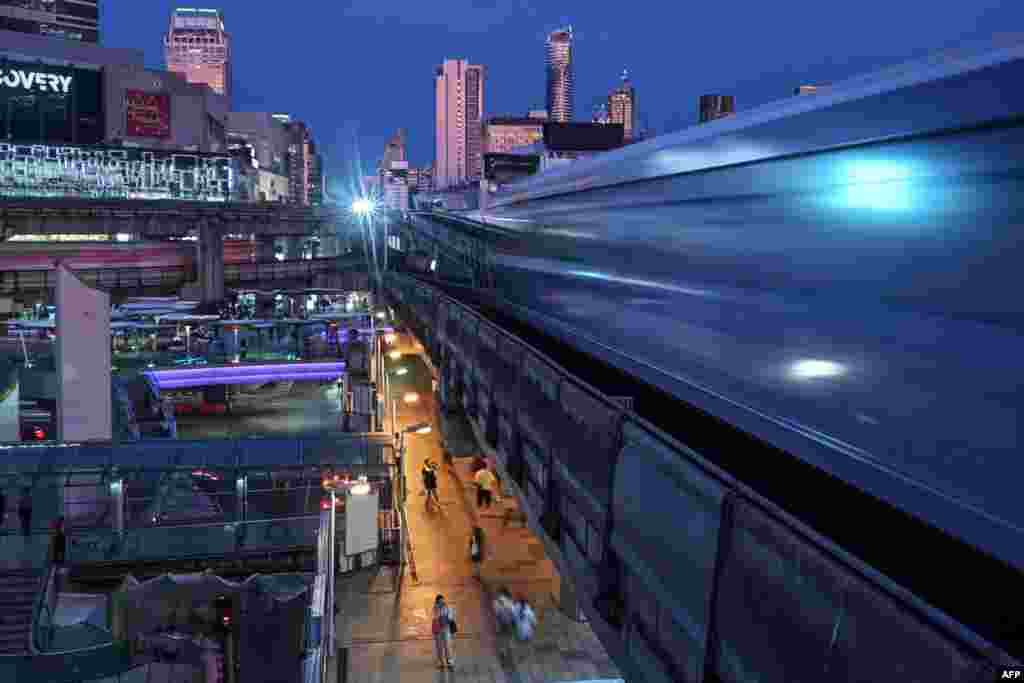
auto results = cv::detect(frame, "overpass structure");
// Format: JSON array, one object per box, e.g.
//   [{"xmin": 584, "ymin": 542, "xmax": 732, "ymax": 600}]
[
  {"xmin": 0, "ymin": 254, "xmax": 369, "ymax": 298},
  {"xmin": 0, "ymin": 199, "xmax": 354, "ymax": 302},
  {"xmin": 385, "ymin": 36, "xmax": 1024, "ymax": 682}
]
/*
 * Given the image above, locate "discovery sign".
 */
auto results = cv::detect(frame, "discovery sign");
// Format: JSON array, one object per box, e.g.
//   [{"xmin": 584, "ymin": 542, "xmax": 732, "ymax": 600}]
[{"xmin": 0, "ymin": 67, "xmax": 73, "ymax": 94}]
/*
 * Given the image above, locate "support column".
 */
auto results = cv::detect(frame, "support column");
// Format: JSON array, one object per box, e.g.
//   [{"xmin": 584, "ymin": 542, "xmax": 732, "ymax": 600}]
[
  {"xmin": 283, "ymin": 236, "xmax": 303, "ymax": 260},
  {"xmin": 255, "ymin": 236, "xmax": 276, "ymax": 264},
  {"xmin": 198, "ymin": 220, "xmax": 225, "ymax": 305}
]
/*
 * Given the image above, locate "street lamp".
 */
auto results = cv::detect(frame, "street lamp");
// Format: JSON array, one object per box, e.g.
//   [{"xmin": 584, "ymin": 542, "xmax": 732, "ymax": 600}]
[
  {"xmin": 394, "ymin": 422, "xmax": 431, "ymax": 505},
  {"xmin": 351, "ymin": 198, "xmax": 375, "ymax": 216},
  {"xmin": 394, "ymin": 367, "xmax": 408, "ymax": 376}
]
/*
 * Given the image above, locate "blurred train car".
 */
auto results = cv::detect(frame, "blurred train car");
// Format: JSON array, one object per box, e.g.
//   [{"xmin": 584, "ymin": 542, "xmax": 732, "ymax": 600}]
[{"xmin": 0, "ymin": 238, "xmax": 260, "ymax": 272}]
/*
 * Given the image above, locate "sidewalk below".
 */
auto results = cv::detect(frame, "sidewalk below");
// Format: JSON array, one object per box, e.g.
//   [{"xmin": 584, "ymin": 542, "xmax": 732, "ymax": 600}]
[{"xmin": 332, "ymin": 342, "xmax": 619, "ymax": 682}]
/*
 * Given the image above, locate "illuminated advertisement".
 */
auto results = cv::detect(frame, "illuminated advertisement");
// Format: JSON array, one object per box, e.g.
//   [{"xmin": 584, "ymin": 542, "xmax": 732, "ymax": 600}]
[
  {"xmin": 125, "ymin": 90, "xmax": 171, "ymax": 138},
  {"xmin": 0, "ymin": 142, "xmax": 234, "ymax": 201},
  {"xmin": 0, "ymin": 58, "xmax": 103, "ymax": 145}
]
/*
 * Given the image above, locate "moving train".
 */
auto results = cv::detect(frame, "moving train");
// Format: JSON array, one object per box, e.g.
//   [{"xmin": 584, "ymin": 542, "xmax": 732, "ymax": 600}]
[
  {"xmin": 462, "ymin": 37, "xmax": 1024, "ymax": 569},
  {"xmin": 0, "ymin": 239, "xmax": 260, "ymax": 272}
]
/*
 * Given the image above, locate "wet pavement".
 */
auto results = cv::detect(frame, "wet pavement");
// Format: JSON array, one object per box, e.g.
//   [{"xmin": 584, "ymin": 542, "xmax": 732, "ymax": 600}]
[{"xmin": 330, "ymin": 337, "xmax": 619, "ymax": 683}]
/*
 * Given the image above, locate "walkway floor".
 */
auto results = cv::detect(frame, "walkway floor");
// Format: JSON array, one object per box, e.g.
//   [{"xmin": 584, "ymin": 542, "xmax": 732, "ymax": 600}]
[{"xmin": 330, "ymin": 341, "xmax": 620, "ymax": 683}]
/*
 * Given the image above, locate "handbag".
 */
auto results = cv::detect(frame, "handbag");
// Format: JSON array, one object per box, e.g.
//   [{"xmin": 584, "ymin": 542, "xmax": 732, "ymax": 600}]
[{"xmin": 449, "ymin": 619, "xmax": 458, "ymax": 634}]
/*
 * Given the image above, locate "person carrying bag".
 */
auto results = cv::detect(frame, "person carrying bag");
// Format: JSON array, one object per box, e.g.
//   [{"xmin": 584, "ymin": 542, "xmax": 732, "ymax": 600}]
[{"xmin": 432, "ymin": 594, "xmax": 457, "ymax": 669}]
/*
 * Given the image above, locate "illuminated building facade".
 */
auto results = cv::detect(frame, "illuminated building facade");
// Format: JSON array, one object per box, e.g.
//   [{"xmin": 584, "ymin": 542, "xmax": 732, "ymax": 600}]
[
  {"xmin": 608, "ymin": 70, "xmax": 636, "ymax": 142},
  {"xmin": 0, "ymin": 142, "xmax": 233, "ymax": 201},
  {"xmin": 435, "ymin": 59, "xmax": 485, "ymax": 189},
  {"xmin": 485, "ymin": 116, "xmax": 544, "ymax": 155},
  {"xmin": 164, "ymin": 7, "xmax": 230, "ymax": 100},
  {"xmin": 0, "ymin": 0, "xmax": 99, "ymax": 43},
  {"xmin": 546, "ymin": 27, "xmax": 574, "ymax": 123}
]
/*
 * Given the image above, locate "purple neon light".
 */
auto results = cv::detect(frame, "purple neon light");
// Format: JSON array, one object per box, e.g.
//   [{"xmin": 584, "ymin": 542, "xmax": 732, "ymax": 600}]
[
  {"xmin": 151, "ymin": 371, "xmax": 344, "ymax": 390},
  {"xmin": 149, "ymin": 362, "xmax": 345, "ymax": 380}
]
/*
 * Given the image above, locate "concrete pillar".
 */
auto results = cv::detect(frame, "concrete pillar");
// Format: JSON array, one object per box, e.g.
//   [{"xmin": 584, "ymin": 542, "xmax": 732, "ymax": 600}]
[
  {"xmin": 283, "ymin": 236, "xmax": 303, "ymax": 260},
  {"xmin": 255, "ymin": 236, "xmax": 276, "ymax": 263},
  {"xmin": 198, "ymin": 220, "xmax": 225, "ymax": 304}
]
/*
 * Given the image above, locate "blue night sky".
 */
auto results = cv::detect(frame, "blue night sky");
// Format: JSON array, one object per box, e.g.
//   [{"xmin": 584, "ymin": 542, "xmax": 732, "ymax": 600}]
[{"xmin": 107, "ymin": 1, "xmax": 1023, "ymax": 187}]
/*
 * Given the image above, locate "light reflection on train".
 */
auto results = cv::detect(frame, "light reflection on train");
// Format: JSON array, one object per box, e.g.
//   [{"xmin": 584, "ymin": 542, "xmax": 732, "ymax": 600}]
[{"xmin": 0, "ymin": 239, "xmax": 260, "ymax": 272}]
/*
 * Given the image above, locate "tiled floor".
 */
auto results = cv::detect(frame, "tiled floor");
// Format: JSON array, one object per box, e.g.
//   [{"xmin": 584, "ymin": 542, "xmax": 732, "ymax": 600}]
[{"xmin": 331, "ymin": 341, "xmax": 620, "ymax": 683}]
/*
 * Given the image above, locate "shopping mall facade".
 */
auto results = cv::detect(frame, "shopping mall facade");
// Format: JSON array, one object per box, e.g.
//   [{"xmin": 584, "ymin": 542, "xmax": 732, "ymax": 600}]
[{"xmin": 0, "ymin": 30, "xmax": 233, "ymax": 201}]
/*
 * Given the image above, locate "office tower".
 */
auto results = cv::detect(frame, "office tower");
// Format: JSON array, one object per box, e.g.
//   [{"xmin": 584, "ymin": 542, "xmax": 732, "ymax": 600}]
[
  {"xmin": 699, "ymin": 94, "xmax": 735, "ymax": 123},
  {"xmin": 0, "ymin": 0, "xmax": 99, "ymax": 42},
  {"xmin": 435, "ymin": 59, "xmax": 485, "ymax": 189},
  {"xmin": 608, "ymin": 69, "xmax": 636, "ymax": 141},
  {"xmin": 276, "ymin": 118, "xmax": 317, "ymax": 205},
  {"xmin": 546, "ymin": 27, "xmax": 574, "ymax": 122},
  {"xmin": 592, "ymin": 100, "xmax": 609, "ymax": 124},
  {"xmin": 164, "ymin": 8, "xmax": 231, "ymax": 99}
]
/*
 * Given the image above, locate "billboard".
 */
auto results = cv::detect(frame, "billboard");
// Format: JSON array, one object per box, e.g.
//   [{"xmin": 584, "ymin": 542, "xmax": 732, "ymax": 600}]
[{"xmin": 126, "ymin": 90, "xmax": 171, "ymax": 138}]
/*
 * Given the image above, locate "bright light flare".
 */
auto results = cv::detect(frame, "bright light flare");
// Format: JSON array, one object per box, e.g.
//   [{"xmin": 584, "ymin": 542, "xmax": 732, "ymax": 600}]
[
  {"xmin": 394, "ymin": 367, "xmax": 408, "ymax": 376},
  {"xmin": 352, "ymin": 198, "xmax": 375, "ymax": 216},
  {"xmin": 403, "ymin": 392, "xmax": 419, "ymax": 404},
  {"xmin": 789, "ymin": 359, "xmax": 846, "ymax": 380},
  {"xmin": 389, "ymin": 351, "xmax": 402, "ymax": 360}
]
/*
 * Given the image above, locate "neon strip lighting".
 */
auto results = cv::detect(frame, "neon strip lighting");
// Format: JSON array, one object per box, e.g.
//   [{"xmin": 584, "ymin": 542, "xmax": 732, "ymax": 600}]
[
  {"xmin": 151, "ymin": 371, "xmax": 345, "ymax": 390},
  {"xmin": 148, "ymin": 362, "xmax": 345, "ymax": 380}
]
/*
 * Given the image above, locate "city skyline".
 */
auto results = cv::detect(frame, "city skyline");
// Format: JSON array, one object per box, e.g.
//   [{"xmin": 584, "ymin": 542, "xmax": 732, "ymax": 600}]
[{"xmin": 94, "ymin": 1, "xmax": 1024, "ymax": 178}]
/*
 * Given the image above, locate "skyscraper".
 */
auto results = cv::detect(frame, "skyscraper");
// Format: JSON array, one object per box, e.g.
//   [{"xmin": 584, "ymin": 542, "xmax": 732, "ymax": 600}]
[
  {"xmin": 164, "ymin": 8, "xmax": 231, "ymax": 99},
  {"xmin": 699, "ymin": 94, "xmax": 735, "ymax": 123},
  {"xmin": 435, "ymin": 59, "xmax": 485, "ymax": 189},
  {"xmin": 0, "ymin": 0, "xmax": 99, "ymax": 42},
  {"xmin": 546, "ymin": 27, "xmax": 574, "ymax": 123},
  {"xmin": 608, "ymin": 69, "xmax": 637, "ymax": 142}
]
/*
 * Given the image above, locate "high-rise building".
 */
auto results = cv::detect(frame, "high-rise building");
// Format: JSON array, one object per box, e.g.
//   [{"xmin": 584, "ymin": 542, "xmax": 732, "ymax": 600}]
[
  {"xmin": 699, "ymin": 94, "xmax": 735, "ymax": 123},
  {"xmin": 794, "ymin": 85, "xmax": 824, "ymax": 95},
  {"xmin": 0, "ymin": 0, "xmax": 99, "ymax": 42},
  {"xmin": 435, "ymin": 59, "xmax": 485, "ymax": 189},
  {"xmin": 164, "ymin": 8, "xmax": 231, "ymax": 99},
  {"xmin": 277, "ymin": 118, "xmax": 319, "ymax": 206},
  {"xmin": 546, "ymin": 27, "xmax": 574, "ymax": 123},
  {"xmin": 608, "ymin": 69, "xmax": 637, "ymax": 141}
]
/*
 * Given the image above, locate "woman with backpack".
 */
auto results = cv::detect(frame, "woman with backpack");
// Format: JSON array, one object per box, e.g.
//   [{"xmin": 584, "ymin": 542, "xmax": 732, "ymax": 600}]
[{"xmin": 432, "ymin": 594, "xmax": 457, "ymax": 670}]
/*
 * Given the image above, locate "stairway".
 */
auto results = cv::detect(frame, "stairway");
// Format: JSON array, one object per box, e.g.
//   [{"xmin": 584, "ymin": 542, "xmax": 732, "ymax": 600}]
[{"xmin": 0, "ymin": 568, "xmax": 44, "ymax": 654}]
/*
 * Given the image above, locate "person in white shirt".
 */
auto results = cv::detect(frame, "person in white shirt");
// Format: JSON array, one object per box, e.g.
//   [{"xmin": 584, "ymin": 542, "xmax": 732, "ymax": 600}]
[{"xmin": 515, "ymin": 598, "xmax": 537, "ymax": 641}]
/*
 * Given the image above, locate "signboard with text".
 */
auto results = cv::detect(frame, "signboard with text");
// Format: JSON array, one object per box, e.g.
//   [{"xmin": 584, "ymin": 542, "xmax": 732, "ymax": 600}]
[{"xmin": 125, "ymin": 90, "xmax": 171, "ymax": 138}]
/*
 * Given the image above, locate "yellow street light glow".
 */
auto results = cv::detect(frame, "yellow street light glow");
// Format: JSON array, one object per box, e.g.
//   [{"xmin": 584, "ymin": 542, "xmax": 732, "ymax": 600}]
[
  {"xmin": 403, "ymin": 392, "xmax": 419, "ymax": 404},
  {"xmin": 389, "ymin": 351, "xmax": 401, "ymax": 360}
]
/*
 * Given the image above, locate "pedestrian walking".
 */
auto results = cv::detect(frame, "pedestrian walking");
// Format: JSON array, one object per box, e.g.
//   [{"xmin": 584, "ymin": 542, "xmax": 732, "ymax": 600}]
[
  {"xmin": 18, "ymin": 487, "xmax": 32, "ymax": 538},
  {"xmin": 422, "ymin": 461, "xmax": 440, "ymax": 509},
  {"xmin": 493, "ymin": 587, "xmax": 516, "ymax": 660},
  {"xmin": 515, "ymin": 598, "xmax": 537, "ymax": 641},
  {"xmin": 474, "ymin": 467, "xmax": 496, "ymax": 509},
  {"xmin": 432, "ymin": 594, "xmax": 457, "ymax": 670},
  {"xmin": 469, "ymin": 526, "xmax": 486, "ymax": 577}
]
